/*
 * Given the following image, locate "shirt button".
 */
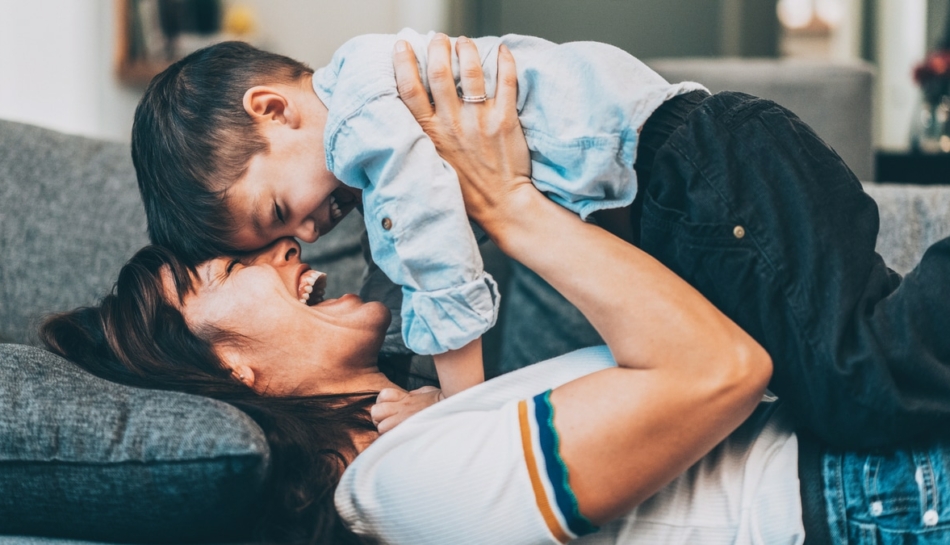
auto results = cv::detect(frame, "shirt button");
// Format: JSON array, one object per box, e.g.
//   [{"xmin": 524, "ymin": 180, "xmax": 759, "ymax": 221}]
[
  {"xmin": 923, "ymin": 509, "xmax": 940, "ymax": 526},
  {"xmin": 870, "ymin": 501, "xmax": 883, "ymax": 516},
  {"xmin": 381, "ymin": 217, "xmax": 393, "ymax": 231},
  {"xmin": 733, "ymin": 225, "xmax": 746, "ymax": 239}
]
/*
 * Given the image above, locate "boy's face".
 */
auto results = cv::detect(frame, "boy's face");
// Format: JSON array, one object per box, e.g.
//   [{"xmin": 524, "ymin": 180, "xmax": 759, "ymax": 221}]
[
  {"xmin": 226, "ymin": 149, "xmax": 359, "ymax": 251},
  {"xmin": 226, "ymin": 86, "xmax": 360, "ymax": 252}
]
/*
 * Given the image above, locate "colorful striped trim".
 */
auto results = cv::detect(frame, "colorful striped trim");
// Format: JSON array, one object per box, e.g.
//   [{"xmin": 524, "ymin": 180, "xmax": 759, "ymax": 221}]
[{"xmin": 518, "ymin": 390, "xmax": 598, "ymax": 543}]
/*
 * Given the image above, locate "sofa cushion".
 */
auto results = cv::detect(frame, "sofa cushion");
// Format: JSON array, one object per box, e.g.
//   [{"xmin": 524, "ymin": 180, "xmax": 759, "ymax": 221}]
[{"xmin": 0, "ymin": 344, "xmax": 269, "ymax": 543}]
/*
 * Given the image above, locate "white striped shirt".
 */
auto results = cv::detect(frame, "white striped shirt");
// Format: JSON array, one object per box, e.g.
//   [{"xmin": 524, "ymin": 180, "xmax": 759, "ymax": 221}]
[{"xmin": 335, "ymin": 346, "xmax": 805, "ymax": 544}]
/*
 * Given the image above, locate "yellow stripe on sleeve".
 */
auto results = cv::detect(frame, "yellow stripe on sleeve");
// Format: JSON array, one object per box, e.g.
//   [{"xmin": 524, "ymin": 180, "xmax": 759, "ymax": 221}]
[{"xmin": 518, "ymin": 400, "xmax": 572, "ymax": 544}]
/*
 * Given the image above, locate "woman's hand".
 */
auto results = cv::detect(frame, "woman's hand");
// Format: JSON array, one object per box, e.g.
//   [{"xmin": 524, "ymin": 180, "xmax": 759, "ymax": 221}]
[{"xmin": 392, "ymin": 35, "xmax": 532, "ymax": 237}]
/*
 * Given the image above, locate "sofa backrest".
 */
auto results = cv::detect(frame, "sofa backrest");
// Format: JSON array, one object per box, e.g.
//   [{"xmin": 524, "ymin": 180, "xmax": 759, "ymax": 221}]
[
  {"xmin": 0, "ymin": 120, "xmax": 147, "ymax": 345},
  {"xmin": 0, "ymin": 119, "xmax": 369, "ymax": 346},
  {"xmin": 864, "ymin": 182, "xmax": 950, "ymax": 274},
  {"xmin": 649, "ymin": 58, "xmax": 876, "ymax": 181}
]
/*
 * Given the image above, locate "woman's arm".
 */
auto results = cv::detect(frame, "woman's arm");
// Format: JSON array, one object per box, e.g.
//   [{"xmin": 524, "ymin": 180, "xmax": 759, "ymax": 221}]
[{"xmin": 394, "ymin": 35, "xmax": 772, "ymax": 524}]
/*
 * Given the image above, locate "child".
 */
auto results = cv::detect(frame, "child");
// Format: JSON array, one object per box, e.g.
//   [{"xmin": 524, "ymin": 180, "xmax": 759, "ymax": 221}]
[{"xmin": 131, "ymin": 29, "xmax": 705, "ymax": 398}]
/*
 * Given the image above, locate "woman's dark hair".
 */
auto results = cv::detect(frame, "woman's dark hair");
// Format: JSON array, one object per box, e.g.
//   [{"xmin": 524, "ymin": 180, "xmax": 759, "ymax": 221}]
[
  {"xmin": 40, "ymin": 245, "xmax": 375, "ymax": 545},
  {"xmin": 131, "ymin": 41, "xmax": 314, "ymax": 265}
]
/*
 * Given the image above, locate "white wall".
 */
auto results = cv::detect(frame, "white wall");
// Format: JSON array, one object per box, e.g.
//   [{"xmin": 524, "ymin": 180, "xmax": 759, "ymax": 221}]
[
  {"xmin": 241, "ymin": 0, "xmax": 449, "ymax": 68},
  {"xmin": 876, "ymin": 0, "xmax": 928, "ymax": 151},
  {"xmin": 0, "ymin": 0, "xmax": 140, "ymax": 141},
  {"xmin": 0, "ymin": 0, "xmax": 448, "ymax": 141}
]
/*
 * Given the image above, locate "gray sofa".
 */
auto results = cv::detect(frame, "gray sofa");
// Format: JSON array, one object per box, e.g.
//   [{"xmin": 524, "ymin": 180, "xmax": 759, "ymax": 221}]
[{"xmin": 3, "ymin": 60, "xmax": 950, "ymax": 544}]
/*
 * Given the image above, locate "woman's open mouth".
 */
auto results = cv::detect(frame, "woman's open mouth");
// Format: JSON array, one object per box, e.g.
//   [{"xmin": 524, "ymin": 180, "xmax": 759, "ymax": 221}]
[{"xmin": 297, "ymin": 268, "xmax": 327, "ymax": 306}]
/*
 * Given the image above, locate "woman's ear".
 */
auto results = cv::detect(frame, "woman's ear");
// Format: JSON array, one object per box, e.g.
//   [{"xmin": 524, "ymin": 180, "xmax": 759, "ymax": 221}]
[
  {"xmin": 243, "ymin": 85, "xmax": 301, "ymax": 128},
  {"xmin": 229, "ymin": 363, "xmax": 256, "ymax": 388}
]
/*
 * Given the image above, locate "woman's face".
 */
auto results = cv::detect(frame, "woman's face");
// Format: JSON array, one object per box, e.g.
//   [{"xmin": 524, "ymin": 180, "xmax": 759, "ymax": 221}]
[{"xmin": 169, "ymin": 238, "xmax": 392, "ymax": 396}]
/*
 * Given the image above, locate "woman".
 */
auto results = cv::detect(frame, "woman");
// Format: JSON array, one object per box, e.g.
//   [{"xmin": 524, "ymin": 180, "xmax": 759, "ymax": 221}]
[{"xmin": 43, "ymin": 39, "xmax": 949, "ymax": 545}]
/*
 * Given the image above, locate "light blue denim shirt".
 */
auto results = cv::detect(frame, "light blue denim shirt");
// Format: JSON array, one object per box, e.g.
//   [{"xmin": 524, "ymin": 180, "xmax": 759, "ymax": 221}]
[{"xmin": 313, "ymin": 29, "xmax": 705, "ymax": 355}]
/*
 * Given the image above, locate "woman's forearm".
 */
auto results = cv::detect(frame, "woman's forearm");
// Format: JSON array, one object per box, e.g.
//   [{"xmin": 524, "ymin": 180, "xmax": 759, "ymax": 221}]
[
  {"xmin": 492, "ymin": 186, "xmax": 765, "ymax": 375},
  {"xmin": 491, "ymin": 187, "xmax": 773, "ymax": 522}
]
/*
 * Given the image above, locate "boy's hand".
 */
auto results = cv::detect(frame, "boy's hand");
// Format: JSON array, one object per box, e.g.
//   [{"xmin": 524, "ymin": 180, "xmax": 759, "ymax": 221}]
[{"xmin": 371, "ymin": 386, "xmax": 443, "ymax": 434}]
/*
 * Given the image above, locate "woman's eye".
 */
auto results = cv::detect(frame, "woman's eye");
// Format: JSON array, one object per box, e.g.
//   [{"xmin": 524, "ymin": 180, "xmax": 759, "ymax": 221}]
[
  {"xmin": 275, "ymin": 203, "xmax": 285, "ymax": 224},
  {"xmin": 226, "ymin": 259, "xmax": 240, "ymax": 274}
]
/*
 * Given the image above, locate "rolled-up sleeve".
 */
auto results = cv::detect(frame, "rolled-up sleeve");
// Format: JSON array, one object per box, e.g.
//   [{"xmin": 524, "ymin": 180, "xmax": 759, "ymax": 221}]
[{"xmin": 327, "ymin": 92, "xmax": 499, "ymax": 354}]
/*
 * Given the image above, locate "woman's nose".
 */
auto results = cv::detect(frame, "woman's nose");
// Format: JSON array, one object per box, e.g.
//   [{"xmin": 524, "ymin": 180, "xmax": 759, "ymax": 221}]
[{"xmin": 257, "ymin": 237, "xmax": 301, "ymax": 265}]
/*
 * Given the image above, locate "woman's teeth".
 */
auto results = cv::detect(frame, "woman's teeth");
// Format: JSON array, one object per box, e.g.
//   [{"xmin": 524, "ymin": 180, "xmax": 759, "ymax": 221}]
[
  {"xmin": 330, "ymin": 195, "xmax": 343, "ymax": 220},
  {"xmin": 298, "ymin": 270, "xmax": 327, "ymax": 305}
]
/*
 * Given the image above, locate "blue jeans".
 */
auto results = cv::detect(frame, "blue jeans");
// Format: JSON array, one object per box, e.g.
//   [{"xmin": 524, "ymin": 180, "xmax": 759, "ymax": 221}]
[{"xmin": 823, "ymin": 442, "xmax": 950, "ymax": 543}]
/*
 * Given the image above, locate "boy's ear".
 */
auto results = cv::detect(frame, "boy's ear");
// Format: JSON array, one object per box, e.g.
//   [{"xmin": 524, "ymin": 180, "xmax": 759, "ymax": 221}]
[{"xmin": 243, "ymin": 86, "xmax": 301, "ymax": 127}]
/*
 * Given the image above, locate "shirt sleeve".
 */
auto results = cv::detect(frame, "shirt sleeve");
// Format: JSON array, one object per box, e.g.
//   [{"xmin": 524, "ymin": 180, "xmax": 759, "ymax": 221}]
[
  {"xmin": 335, "ymin": 391, "xmax": 596, "ymax": 545},
  {"xmin": 358, "ymin": 228, "xmax": 411, "ymax": 356},
  {"xmin": 327, "ymin": 91, "xmax": 499, "ymax": 355}
]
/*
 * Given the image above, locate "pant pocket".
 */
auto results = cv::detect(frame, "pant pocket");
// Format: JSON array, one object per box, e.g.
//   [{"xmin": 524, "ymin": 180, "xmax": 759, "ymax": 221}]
[
  {"xmin": 843, "ymin": 448, "xmax": 950, "ymax": 544},
  {"xmin": 639, "ymin": 192, "xmax": 781, "ymax": 339}
]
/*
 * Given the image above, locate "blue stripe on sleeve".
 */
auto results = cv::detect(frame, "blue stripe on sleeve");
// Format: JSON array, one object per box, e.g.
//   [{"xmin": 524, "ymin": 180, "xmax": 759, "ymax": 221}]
[{"xmin": 533, "ymin": 390, "xmax": 598, "ymax": 537}]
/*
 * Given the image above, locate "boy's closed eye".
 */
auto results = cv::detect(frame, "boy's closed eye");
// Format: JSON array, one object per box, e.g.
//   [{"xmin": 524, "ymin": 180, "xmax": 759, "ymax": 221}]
[{"xmin": 274, "ymin": 202, "xmax": 286, "ymax": 224}]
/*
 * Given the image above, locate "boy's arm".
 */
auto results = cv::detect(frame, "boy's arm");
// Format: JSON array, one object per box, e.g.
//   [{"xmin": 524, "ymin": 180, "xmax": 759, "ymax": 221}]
[
  {"xmin": 371, "ymin": 386, "xmax": 443, "ymax": 434},
  {"xmin": 370, "ymin": 336, "xmax": 484, "ymax": 435},
  {"xmin": 330, "ymin": 91, "xmax": 500, "ymax": 357},
  {"xmin": 432, "ymin": 336, "xmax": 484, "ymax": 397}
]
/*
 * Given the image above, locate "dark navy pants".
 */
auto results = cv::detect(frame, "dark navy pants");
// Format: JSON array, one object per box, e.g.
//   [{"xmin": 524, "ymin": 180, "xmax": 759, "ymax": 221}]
[{"xmin": 636, "ymin": 91, "xmax": 950, "ymax": 449}]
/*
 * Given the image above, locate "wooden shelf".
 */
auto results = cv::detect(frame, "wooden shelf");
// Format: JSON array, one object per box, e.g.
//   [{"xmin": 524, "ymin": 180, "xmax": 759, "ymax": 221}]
[{"xmin": 115, "ymin": 0, "xmax": 162, "ymax": 87}]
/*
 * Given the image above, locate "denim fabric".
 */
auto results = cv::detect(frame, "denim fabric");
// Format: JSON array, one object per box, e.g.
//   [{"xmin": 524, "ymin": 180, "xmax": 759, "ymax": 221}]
[
  {"xmin": 637, "ymin": 92, "xmax": 950, "ymax": 449},
  {"xmin": 313, "ymin": 29, "xmax": 704, "ymax": 354},
  {"xmin": 823, "ymin": 441, "xmax": 950, "ymax": 543}
]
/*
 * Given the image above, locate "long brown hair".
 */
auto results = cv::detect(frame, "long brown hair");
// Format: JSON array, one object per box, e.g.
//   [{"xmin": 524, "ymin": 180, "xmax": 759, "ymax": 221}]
[{"xmin": 40, "ymin": 245, "xmax": 375, "ymax": 544}]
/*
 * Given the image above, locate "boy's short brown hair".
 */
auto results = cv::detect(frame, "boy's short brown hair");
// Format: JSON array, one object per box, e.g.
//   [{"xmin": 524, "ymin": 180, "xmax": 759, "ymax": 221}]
[{"xmin": 132, "ymin": 41, "xmax": 313, "ymax": 265}]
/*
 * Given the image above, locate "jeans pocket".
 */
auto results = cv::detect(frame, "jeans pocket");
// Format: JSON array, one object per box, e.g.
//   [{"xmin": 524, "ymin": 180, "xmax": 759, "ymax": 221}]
[
  {"xmin": 845, "ymin": 449, "xmax": 950, "ymax": 544},
  {"xmin": 640, "ymin": 192, "xmax": 775, "ymax": 328},
  {"xmin": 862, "ymin": 452, "xmax": 923, "ymax": 523}
]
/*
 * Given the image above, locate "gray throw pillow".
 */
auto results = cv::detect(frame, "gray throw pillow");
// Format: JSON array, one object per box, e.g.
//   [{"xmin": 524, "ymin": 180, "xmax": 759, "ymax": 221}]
[{"xmin": 0, "ymin": 344, "xmax": 270, "ymax": 543}]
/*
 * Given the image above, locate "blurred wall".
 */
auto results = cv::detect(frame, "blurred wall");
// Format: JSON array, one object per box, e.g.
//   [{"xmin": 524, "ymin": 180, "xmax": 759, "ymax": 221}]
[
  {"xmin": 928, "ymin": 0, "xmax": 949, "ymax": 48},
  {"xmin": 463, "ymin": 0, "xmax": 779, "ymax": 58},
  {"xmin": 875, "ymin": 0, "xmax": 927, "ymax": 150},
  {"xmin": 0, "ymin": 0, "xmax": 452, "ymax": 141},
  {"xmin": 240, "ymin": 0, "xmax": 450, "ymax": 70},
  {"xmin": 0, "ymin": 0, "xmax": 141, "ymax": 141}
]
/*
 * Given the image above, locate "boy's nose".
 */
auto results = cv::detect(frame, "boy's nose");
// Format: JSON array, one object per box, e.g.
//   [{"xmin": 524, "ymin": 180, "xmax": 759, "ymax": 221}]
[{"xmin": 295, "ymin": 218, "xmax": 318, "ymax": 243}]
